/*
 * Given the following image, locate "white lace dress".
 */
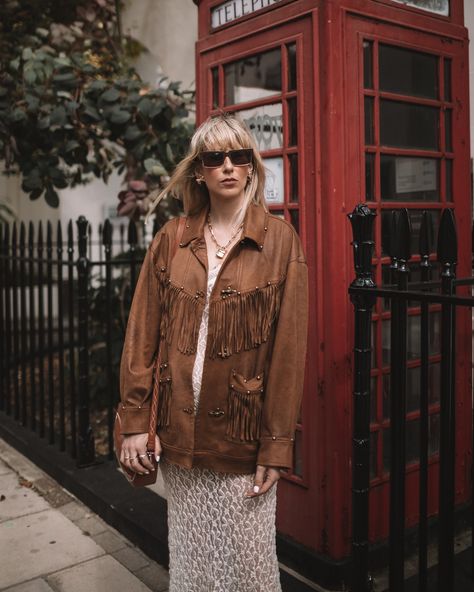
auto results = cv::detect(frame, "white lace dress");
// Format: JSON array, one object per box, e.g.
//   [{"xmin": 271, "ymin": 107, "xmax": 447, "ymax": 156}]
[{"xmin": 160, "ymin": 262, "xmax": 282, "ymax": 592}]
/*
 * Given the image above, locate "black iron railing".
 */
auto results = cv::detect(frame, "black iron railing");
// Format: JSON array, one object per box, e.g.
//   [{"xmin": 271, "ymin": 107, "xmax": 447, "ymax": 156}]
[
  {"xmin": 0, "ymin": 216, "xmax": 161, "ymax": 466},
  {"xmin": 349, "ymin": 204, "xmax": 473, "ymax": 592}
]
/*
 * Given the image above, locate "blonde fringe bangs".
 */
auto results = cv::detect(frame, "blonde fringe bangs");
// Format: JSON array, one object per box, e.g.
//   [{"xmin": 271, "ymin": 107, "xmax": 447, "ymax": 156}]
[{"xmin": 144, "ymin": 114, "xmax": 267, "ymax": 225}]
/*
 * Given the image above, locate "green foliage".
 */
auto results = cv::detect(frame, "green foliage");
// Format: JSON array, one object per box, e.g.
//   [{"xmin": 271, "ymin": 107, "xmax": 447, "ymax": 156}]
[{"xmin": 0, "ymin": 0, "xmax": 194, "ymax": 217}]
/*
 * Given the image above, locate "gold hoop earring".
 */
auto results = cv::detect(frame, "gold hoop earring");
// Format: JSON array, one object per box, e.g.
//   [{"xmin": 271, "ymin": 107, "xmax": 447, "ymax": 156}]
[{"xmin": 196, "ymin": 175, "xmax": 205, "ymax": 185}]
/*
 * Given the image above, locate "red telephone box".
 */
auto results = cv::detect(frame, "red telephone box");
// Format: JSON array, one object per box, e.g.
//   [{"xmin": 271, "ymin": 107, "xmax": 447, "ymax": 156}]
[{"xmin": 193, "ymin": 0, "xmax": 471, "ymax": 585}]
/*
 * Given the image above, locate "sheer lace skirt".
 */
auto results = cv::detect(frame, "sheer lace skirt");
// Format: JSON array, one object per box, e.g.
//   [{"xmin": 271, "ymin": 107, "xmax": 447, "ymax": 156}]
[{"xmin": 161, "ymin": 459, "xmax": 282, "ymax": 592}]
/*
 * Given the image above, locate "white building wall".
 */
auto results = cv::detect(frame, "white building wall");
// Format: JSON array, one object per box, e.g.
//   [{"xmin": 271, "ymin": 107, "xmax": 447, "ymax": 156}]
[{"xmin": 0, "ymin": 0, "xmax": 197, "ymax": 232}]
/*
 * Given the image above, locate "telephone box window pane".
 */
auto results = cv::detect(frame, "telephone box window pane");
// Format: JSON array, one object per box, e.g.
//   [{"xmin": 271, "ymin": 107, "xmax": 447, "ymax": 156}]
[
  {"xmin": 444, "ymin": 59, "xmax": 452, "ymax": 101},
  {"xmin": 287, "ymin": 43, "xmax": 297, "ymax": 92},
  {"xmin": 212, "ymin": 67, "xmax": 219, "ymax": 109},
  {"xmin": 429, "ymin": 413, "xmax": 440, "ymax": 455},
  {"xmin": 288, "ymin": 153, "xmax": 299, "ymax": 203},
  {"xmin": 379, "ymin": 45, "xmax": 438, "ymax": 100},
  {"xmin": 371, "ymin": 322, "xmax": 377, "ymax": 368},
  {"xmin": 382, "ymin": 319, "xmax": 390, "ymax": 366},
  {"xmin": 429, "ymin": 311, "xmax": 441, "ymax": 355},
  {"xmin": 429, "ymin": 363, "xmax": 440, "ymax": 404},
  {"xmin": 370, "ymin": 431, "xmax": 378, "ymax": 479},
  {"xmin": 380, "ymin": 101, "xmax": 439, "ymax": 151},
  {"xmin": 365, "ymin": 96, "xmax": 375, "ymax": 145},
  {"xmin": 406, "ymin": 419, "xmax": 420, "ymax": 465},
  {"xmin": 383, "ymin": 373, "xmax": 389, "ymax": 419},
  {"xmin": 264, "ymin": 157, "xmax": 284, "ymax": 204},
  {"xmin": 392, "ymin": 0, "xmax": 449, "ymax": 16},
  {"xmin": 382, "ymin": 429, "xmax": 390, "ymax": 472},
  {"xmin": 288, "ymin": 97, "xmax": 298, "ymax": 146},
  {"xmin": 289, "ymin": 209, "xmax": 299, "ymax": 234},
  {"xmin": 365, "ymin": 153, "xmax": 375, "ymax": 201},
  {"xmin": 371, "ymin": 376, "xmax": 377, "ymax": 422},
  {"xmin": 381, "ymin": 156, "xmax": 440, "ymax": 201},
  {"xmin": 294, "ymin": 429, "xmax": 303, "ymax": 477},
  {"xmin": 445, "ymin": 159, "xmax": 453, "ymax": 201},
  {"xmin": 224, "ymin": 48, "xmax": 282, "ymax": 105},
  {"xmin": 445, "ymin": 109, "xmax": 452, "ymax": 152},
  {"xmin": 406, "ymin": 209, "xmax": 439, "ymax": 256},
  {"xmin": 363, "ymin": 40, "xmax": 373, "ymax": 90},
  {"xmin": 238, "ymin": 103, "xmax": 283, "ymax": 151},
  {"xmin": 407, "ymin": 366, "xmax": 421, "ymax": 413},
  {"xmin": 407, "ymin": 315, "xmax": 421, "ymax": 360}
]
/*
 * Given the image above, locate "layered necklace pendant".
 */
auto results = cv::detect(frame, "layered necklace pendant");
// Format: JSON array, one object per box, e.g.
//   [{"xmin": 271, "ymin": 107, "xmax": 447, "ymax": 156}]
[{"xmin": 207, "ymin": 211, "xmax": 244, "ymax": 260}]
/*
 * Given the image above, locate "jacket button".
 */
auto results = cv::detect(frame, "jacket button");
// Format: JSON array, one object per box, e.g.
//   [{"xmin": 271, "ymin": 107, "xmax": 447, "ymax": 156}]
[
  {"xmin": 272, "ymin": 436, "xmax": 276, "ymax": 440},
  {"xmin": 179, "ymin": 242, "xmax": 184, "ymax": 247},
  {"xmin": 259, "ymin": 245, "xmax": 263, "ymax": 249},
  {"xmin": 264, "ymin": 226, "xmax": 268, "ymax": 231},
  {"xmin": 257, "ymin": 375, "xmax": 261, "ymax": 379},
  {"xmin": 182, "ymin": 407, "xmax": 194, "ymax": 414},
  {"xmin": 161, "ymin": 266, "xmax": 166, "ymax": 272}
]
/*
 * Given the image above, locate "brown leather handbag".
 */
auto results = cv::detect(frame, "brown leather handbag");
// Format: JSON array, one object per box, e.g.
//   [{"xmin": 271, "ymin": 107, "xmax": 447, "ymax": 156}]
[{"xmin": 113, "ymin": 216, "xmax": 186, "ymax": 487}]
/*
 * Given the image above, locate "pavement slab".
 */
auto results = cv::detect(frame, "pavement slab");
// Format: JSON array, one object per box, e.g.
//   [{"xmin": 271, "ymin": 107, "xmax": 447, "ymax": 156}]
[
  {"xmin": 2, "ymin": 578, "xmax": 56, "ymax": 592},
  {"xmin": 46, "ymin": 555, "xmax": 153, "ymax": 592},
  {"xmin": 0, "ymin": 509, "xmax": 105, "ymax": 589},
  {"xmin": 0, "ymin": 470, "xmax": 50, "ymax": 522}
]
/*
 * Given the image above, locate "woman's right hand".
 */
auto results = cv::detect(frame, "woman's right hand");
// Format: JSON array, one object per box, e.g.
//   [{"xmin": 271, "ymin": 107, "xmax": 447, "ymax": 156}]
[{"xmin": 120, "ymin": 433, "xmax": 162, "ymax": 475}]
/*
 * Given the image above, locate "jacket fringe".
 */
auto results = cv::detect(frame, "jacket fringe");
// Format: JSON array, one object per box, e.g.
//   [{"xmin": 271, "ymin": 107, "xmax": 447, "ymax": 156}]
[
  {"xmin": 156, "ymin": 272, "xmax": 284, "ymax": 358},
  {"xmin": 207, "ymin": 279, "xmax": 284, "ymax": 359},
  {"xmin": 226, "ymin": 387, "xmax": 263, "ymax": 441},
  {"xmin": 157, "ymin": 377, "xmax": 172, "ymax": 429},
  {"xmin": 158, "ymin": 275, "xmax": 202, "ymax": 355}
]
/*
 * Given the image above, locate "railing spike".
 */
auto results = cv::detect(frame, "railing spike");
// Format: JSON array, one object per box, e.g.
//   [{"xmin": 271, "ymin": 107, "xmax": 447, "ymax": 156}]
[
  {"xmin": 19, "ymin": 222, "xmax": 26, "ymax": 247},
  {"xmin": 12, "ymin": 221, "xmax": 17, "ymax": 246},
  {"xmin": 28, "ymin": 221, "xmax": 34, "ymax": 248},
  {"xmin": 419, "ymin": 211, "xmax": 433, "ymax": 258},
  {"xmin": 437, "ymin": 209, "xmax": 457, "ymax": 265},
  {"xmin": 102, "ymin": 219, "xmax": 112, "ymax": 246},
  {"xmin": 67, "ymin": 219, "xmax": 74, "ymax": 248},
  {"xmin": 46, "ymin": 220, "xmax": 53, "ymax": 248},
  {"xmin": 57, "ymin": 220, "xmax": 63, "ymax": 245},
  {"xmin": 395, "ymin": 208, "xmax": 411, "ymax": 262},
  {"xmin": 127, "ymin": 219, "xmax": 137, "ymax": 246}
]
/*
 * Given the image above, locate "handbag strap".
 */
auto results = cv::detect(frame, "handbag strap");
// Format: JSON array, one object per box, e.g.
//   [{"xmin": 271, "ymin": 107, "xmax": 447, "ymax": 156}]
[{"xmin": 146, "ymin": 216, "xmax": 187, "ymax": 451}]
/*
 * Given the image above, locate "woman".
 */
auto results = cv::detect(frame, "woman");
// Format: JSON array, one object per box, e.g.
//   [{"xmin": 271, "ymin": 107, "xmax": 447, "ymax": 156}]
[{"xmin": 119, "ymin": 113, "xmax": 308, "ymax": 591}]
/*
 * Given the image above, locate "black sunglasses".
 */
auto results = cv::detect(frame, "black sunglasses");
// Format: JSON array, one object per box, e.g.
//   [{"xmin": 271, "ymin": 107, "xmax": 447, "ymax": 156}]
[{"xmin": 200, "ymin": 149, "xmax": 253, "ymax": 168}]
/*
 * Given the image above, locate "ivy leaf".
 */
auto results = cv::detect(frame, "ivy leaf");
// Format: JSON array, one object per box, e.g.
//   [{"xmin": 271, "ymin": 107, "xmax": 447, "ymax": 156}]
[
  {"xmin": 50, "ymin": 106, "xmax": 67, "ymax": 127},
  {"xmin": 166, "ymin": 143, "xmax": 174, "ymax": 163},
  {"xmin": 101, "ymin": 87, "xmax": 121, "ymax": 103},
  {"xmin": 45, "ymin": 186, "xmax": 60, "ymax": 208},
  {"xmin": 109, "ymin": 107, "xmax": 131, "ymax": 125},
  {"xmin": 11, "ymin": 108, "xmax": 27, "ymax": 123},
  {"xmin": 144, "ymin": 158, "xmax": 167, "ymax": 177}
]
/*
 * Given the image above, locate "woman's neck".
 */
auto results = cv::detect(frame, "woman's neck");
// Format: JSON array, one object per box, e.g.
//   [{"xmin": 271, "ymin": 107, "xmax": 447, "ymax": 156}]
[{"xmin": 207, "ymin": 193, "xmax": 247, "ymax": 229}]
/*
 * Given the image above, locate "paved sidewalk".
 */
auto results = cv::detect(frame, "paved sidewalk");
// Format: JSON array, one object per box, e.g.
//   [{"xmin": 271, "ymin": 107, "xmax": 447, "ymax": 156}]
[{"xmin": 0, "ymin": 438, "xmax": 169, "ymax": 592}]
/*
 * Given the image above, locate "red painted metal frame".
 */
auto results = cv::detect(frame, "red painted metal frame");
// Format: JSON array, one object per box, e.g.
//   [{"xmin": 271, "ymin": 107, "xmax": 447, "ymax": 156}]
[
  {"xmin": 344, "ymin": 7, "xmax": 472, "ymax": 546},
  {"xmin": 194, "ymin": 0, "xmax": 470, "ymax": 560}
]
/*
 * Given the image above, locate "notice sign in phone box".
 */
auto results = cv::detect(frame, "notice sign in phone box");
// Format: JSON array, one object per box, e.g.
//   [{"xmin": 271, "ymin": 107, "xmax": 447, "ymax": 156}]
[{"xmin": 211, "ymin": 0, "xmax": 283, "ymax": 29}]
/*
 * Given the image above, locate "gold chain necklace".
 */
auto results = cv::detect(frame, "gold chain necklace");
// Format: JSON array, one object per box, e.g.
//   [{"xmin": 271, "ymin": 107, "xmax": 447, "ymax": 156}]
[{"xmin": 207, "ymin": 212, "xmax": 244, "ymax": 259}]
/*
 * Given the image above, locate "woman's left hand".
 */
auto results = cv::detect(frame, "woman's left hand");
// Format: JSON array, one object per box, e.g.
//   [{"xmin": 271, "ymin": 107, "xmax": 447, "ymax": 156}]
[{"xmin": 245, "ymin": 464, "xmax": 281, "ymax": 498}]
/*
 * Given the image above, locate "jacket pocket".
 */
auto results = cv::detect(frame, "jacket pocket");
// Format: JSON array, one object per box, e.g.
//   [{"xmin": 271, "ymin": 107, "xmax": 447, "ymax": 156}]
[
  {"xmin": 226, "ymin": 370, "xmax": 264, "ymax": 442},
  {"xmin": 157, "ymin": 361, "xmax": 172, "ymax": 429}
]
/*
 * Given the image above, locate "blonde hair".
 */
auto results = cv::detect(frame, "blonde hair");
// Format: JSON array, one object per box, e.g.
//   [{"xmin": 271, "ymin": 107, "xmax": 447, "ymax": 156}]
[{"xmin": 144, "ymin": 113, "xmax": 267, "ymax": 224}]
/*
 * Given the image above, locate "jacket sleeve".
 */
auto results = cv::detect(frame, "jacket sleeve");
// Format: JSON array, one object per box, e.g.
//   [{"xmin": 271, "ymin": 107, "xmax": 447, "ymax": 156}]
[
  {"xmin": 118, "ymin": 231, "xmax": 168, "ymax": 435},
  {"xmin": 257, "ymin": 233, "xmax": 308, "ymax": 470}
]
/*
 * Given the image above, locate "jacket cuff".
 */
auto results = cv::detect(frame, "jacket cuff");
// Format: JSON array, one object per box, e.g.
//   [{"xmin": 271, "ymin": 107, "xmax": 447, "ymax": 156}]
[
  {"xmin": 119, "ymin": 405, "xmax": 151, "ymax": 435},
  {"xmin": 257, "ymin": 436, "xmax": 294, "ymax": 470}
]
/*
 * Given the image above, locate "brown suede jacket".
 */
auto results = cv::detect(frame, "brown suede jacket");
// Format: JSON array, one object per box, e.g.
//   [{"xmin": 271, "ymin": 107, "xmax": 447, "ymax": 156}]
[{"xmin": 119, "ymin": 201, "xmax": 308, "ymax": 474}]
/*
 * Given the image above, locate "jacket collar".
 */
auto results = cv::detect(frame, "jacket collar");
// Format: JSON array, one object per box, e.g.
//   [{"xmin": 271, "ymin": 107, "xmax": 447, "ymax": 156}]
[{"xmin": 180, "ymin": 201, "xmax": 268, "ymax": 250}]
